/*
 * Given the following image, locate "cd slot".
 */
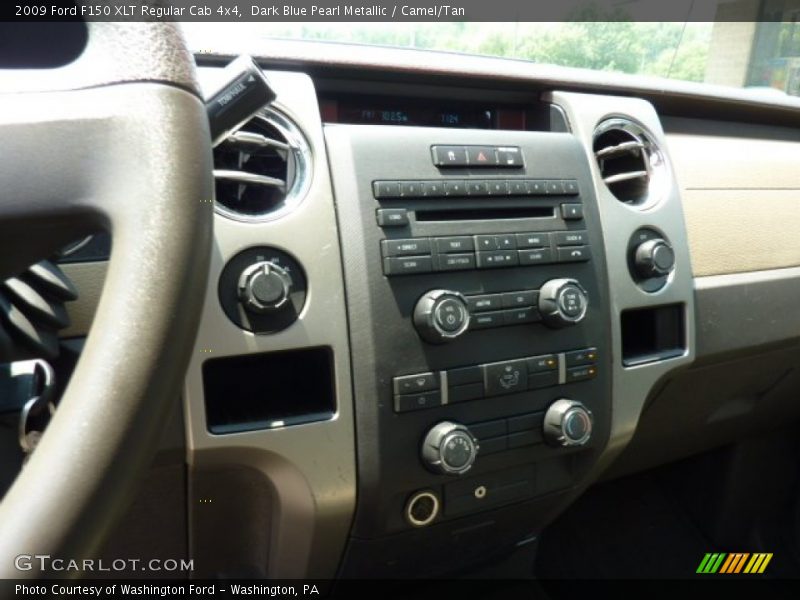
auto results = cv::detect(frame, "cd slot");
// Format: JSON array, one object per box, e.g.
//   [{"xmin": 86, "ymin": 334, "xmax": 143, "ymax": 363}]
[{"xmin": 416, "ymin": 206, "xmax": 554, "ymax": 222}]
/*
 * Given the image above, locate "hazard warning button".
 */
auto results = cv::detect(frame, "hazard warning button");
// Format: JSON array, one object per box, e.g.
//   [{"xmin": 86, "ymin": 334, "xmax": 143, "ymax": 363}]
[{"xmin": 467, "ymin": 146, "xmax": 498, "ymax": 166}]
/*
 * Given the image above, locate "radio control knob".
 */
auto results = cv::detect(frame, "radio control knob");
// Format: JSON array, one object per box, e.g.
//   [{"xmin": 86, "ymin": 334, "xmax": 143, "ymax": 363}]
[
  {"xmin": 543, "ymin": 399, "xmax": 593, "ymax": 447},
  {"xmin": 238, "ymin": 261, "xmax": 293, "ymax": 313},
  {"xmin": 421, "ymin": 421, "xmax": 479, "ymax": 476},
  {"xmin": 538, "ymin": 278, "xmax": 588, "ymax": 328},
  {"xmin": 635, "ymin": 238, "xmax": 675, "ymax": 278},
  {"xmin": 413, "ymin": 290, "xmax": 470, "ymax": 344}
]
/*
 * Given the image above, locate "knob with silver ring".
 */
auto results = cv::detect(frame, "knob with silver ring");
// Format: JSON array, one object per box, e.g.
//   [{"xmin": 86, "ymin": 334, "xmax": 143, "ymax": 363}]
[
  {"xmin": 413, "ymin": 289, "xmax": 471, "ymax": 344},
  {"xmin": 538, "ymin": 278, "xmax": 589, "ymax": 328},
  {"xmin": 543, "ymin": 399, "xmax": 593, "ymax": 447},
  {"xmin": 635, "ymin": 238, "xmax": 675, "ymax": 278},
  {"xmin": 237, "ymin": 261, "xmax": 293, "ymax": 313},
  {"xmin": 421, "ymin": 421, "xmax": 479, "ymax": 475}
]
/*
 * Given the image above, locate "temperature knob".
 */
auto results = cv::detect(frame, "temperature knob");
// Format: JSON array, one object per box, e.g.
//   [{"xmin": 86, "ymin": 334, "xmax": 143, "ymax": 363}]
[
  {"xmin": 543, "ymin": 399, "xmax": 593, "ymax": 447},
  {"xmin": 238, "ymin": 261, "xmax": 293, "ymax": 313},
  {"xmin": 413, "ymin": 290, "xmax": 471, "ymax": 344},
  {"xmin": 538, "ymin": 278, "xmax": 588, "ymax": 328},
  {"xmin": 421, "ymin": 421, "xmax": 479, "ymax": 476}
]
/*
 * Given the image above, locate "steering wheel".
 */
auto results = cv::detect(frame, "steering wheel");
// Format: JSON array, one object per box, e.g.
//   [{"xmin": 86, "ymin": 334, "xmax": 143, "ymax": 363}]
[{"xmin": 0, "ymin": 23, "xmax": 212, "ymax": 576}]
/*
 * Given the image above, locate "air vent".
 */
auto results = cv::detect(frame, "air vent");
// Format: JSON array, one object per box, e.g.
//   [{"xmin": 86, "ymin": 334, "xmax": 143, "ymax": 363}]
[
  {"xmin": 213, "ymin": 107, "xmax": 311, "ymax": 221},
  {"xmin": 593, "ymin": 118, "xmax": 667, "ymax": 208},
  {"xmin": 0, "ymin": 260, "xmax": 78, "ymax": 361}
]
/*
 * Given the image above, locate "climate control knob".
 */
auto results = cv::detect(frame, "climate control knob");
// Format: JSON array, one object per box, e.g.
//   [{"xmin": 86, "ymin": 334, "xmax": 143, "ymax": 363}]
[
  {"xmin": 421, "ymin": 421, "xmax": 479, "ymax": 476},
  {"xmin": 543, "ymin": 399, "xmax": 593, "ymax": 447},
  {"xmin": 635, "ymin": 238, "xmax": 675, "ymax": 278},
  {"xmin": 538, "ymin": 278, "xmax": 588, "ymax": 328},
  {"xmin": 238, "ymin": 261, "xmax": 293, "ymax": 313},
  {"xmin": 413, "ymin": 289, "xmax": 471, "ymax": 344}
]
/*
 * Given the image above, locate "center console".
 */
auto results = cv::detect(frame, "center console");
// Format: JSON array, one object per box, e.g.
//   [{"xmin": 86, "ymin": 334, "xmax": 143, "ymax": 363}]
[{"xmin": 325, "ymin": 126, "xmax": 614, "ymax": 575}]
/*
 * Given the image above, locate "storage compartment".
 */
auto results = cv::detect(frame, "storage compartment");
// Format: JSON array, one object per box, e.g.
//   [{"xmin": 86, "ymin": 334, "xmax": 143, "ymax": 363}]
[
  {"xmin": 621, "ymin": 304, "xmax": 685, "ymax": 366},
  {"xmin": 202, "ymin": 347, "xmax": 335, "ymax": 434}
]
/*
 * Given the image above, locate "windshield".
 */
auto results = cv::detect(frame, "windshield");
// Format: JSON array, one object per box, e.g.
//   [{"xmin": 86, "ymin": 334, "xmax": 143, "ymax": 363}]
[{"xmin": 183, "ymin": 21, "xmax": 800, "ymax": 97}]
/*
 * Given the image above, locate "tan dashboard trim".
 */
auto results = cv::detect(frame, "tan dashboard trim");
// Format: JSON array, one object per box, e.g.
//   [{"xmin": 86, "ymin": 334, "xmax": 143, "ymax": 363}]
[
  {"xmin": 61, "ymin": 261, "xmax": 107, "ymax": 338},
  {"xmin": 666, "ymin": 133, "xmax": 800, "ymax": 277}
]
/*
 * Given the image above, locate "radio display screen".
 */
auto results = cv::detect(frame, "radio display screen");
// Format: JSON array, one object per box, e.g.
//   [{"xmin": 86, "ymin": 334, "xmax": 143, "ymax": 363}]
[{"xmin": 320, "ymin": 95, "xmax": 527, "ymax": 130}]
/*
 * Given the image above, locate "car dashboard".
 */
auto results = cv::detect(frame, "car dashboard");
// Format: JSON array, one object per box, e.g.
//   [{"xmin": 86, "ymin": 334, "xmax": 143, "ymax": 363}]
[{"xmin": 55, "ymin": 39, "xmax": 800, "ymax": 579}]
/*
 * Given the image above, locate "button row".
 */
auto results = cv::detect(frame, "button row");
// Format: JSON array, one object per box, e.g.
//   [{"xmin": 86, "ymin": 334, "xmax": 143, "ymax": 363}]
[
  {"xmin": 382, "ymin": 231, "xmax": 591, "ymax": 276},
  {"xmin": 373, "ymin": 178, "xmax": 579, "ymax": 199},
  {"xmin": 469, "ymin": 412, "xmax": 545, "ymax": 455},
  {"xmin": 432, "ymin": 145, "xmax": 524, "ymax": 168},
  {"xmin": 393, "ymin": 347, "xmax": 598, "ymax": 412}
]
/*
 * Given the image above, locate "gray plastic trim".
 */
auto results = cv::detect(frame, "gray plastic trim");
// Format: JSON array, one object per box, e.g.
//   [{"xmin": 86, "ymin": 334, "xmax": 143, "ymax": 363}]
[
  {"xmin": 547, "ymin": 92, "xmax": 696, "ymax": 471},
  {"xmin": 183, "ymin": 69, "xmax": 355, "ymax": 579}
]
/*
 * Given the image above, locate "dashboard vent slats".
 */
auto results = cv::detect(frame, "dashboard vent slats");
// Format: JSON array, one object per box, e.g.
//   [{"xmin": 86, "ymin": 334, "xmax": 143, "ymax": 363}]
[
  {"xmin": 213, "ymin": 107, "xmax": 311, "ymax": 221},
  {"xmin": 593, "ymin": 118, "xmax": 666, "ymax": 208},
  {"xmin": 0, "ymin": 259, "xmax": 75, "ymax": 361}
]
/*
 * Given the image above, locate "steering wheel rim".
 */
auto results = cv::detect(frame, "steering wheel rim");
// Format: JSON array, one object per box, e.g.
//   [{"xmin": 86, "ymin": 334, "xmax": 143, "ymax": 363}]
[{"xmin": 0, "ymin": 23, "xmax": 212, "ymax": 576}]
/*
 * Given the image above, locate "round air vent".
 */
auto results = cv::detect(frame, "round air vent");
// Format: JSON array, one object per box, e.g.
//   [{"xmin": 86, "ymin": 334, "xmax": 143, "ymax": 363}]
[
  {"xmin": 593, "ymin": 118, "xmax": 667, "ymax": 208},
  {"xmin": 213, "ymin": 107, "xmax": 311, "ymax": 221}
]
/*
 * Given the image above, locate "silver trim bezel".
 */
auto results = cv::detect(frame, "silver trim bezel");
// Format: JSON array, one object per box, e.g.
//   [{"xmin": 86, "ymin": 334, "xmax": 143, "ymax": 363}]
[
  {"xmin": 593, "ymin": 116, "xmax": 669, "ymax": 211},
  {"xmin": 214, "ymin": 106, "xmax": 313, "ymax": 223}
]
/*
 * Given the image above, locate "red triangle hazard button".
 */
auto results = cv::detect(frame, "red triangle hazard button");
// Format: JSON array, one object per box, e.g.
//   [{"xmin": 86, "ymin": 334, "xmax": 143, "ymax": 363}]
[{"xmin": 477, "ymin": 151, "xmax": 487, "ymax": 162}]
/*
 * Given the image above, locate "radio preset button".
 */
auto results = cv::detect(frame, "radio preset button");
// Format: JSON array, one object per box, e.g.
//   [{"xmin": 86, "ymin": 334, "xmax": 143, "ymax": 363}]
[
  {"xmin": 487, "ymin": 180, "xmax": 509, "ymax": 195},
  {"xmin": 423, "ymin": 181, "xmax": 445, "ymax": 197},
  {"xmin": 561, "ymin": 203, "xmax": 584, "ymax": 220},
  {"xmin": 383, "ymin": 256, "xmax": 433, "ymax": 276},
  {"xmin": 545, "ymin": 180, "xmax": 565, "ymax": 195},
  {"xmin": 467, "ymin": 180, "xmax": 489, "ymax": 196},
  {"xmin": 508, "ymin": 180, "xmax": 528, "ymax": 195},
  {"xmin": 555, "ymin": 231, "xmax": 588, "ymax": 246},
  {"xmin": 400, "ymin": 181, "xmax": 424, "ymax": 197},
  {"xmin": 484, "ymin": 359, "xmax": 528, "ymax": 396},
  {"xmin": 381, "ymin": 238, "xmax": 431, "ymax": 257},
  {"xmin": 444, "ymin": 180, "xmax": 467, "ymax": 196},
  {"xmin": 373, "ymin": 181, "xmax": 402, "ymax": 198},
  {"xmin": 562, "ymin": 180, "xmax": 580, "ymax": 195},
  {"xmin": 526, "ymin": 180, "xmax": 546, "ymax": 195}
]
